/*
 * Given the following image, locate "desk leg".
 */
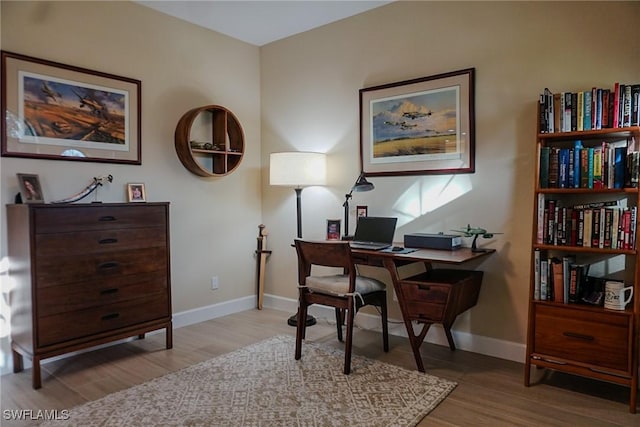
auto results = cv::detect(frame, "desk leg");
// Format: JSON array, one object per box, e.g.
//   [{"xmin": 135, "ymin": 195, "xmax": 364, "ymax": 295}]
[
  {"xmin": 406, "ymin": 321, "xmax": 431, "ymax": 372},
  {"xmin": 383, "ymin": 258, "xmax": 433, "ymax": 373}
]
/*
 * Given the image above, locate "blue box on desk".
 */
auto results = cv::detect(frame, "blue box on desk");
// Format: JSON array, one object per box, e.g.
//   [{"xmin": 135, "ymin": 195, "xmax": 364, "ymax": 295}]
[{"xmin": 404, "ymin": 233, "xmax": 463, "ymax": 250}]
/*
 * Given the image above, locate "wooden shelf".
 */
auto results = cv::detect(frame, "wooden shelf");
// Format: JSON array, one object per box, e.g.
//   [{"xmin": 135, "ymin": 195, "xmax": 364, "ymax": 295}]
[
  {"xmin": 525, "ymin": 115, "xmax": 640, "ymax": 413},
  {"xmin": 174, "ymin": 105, "xmax": 245, "ymax": 177}
]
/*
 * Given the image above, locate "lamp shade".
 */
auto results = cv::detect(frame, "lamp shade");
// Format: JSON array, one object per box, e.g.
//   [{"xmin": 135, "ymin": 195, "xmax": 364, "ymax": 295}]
[
  {"xmin": 270, "ymin": 152, "xmax": 327, "ymax": 187},
  {"xmin": 352, "ymin": 173, "xmax": 374, "ymax": 192}
]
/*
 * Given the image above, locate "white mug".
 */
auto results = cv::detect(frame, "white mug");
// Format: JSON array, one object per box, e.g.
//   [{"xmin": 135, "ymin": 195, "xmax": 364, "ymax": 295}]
[{"xmin": 604, "ymin": 281, "xmax": 633, "ymax": 310}]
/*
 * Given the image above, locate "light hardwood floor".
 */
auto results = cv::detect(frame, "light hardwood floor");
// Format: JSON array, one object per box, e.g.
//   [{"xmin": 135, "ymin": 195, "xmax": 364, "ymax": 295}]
[{"xmin": 1, "ymin": 308, "xmax": 638, "ymax": 426}]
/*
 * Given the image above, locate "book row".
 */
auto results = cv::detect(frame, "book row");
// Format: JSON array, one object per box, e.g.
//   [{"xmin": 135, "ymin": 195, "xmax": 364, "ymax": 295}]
[
  {"xmin": 538, "ymin": 141, "xmax": 637, "ymax": 189},
  {"xmin": 533, "ymin": 250, "xmax": 625, "ymax": 305},
  {"xmin": 539, "ymin": 84, "xmax": 640, "ymax": 133},
  {"xmin": 536, "ymin": 196, "xmax": 637, "ymax": 250}
]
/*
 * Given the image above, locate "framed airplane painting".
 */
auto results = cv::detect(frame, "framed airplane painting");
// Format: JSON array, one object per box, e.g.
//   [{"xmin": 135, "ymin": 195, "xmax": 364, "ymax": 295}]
[
  {"xmin": 360, "ymin": 68, "xmax": 475, "ymax": 176},
  {"xmin": 1, "ymin": 50, "xmax": 141, "ymax": 165}
]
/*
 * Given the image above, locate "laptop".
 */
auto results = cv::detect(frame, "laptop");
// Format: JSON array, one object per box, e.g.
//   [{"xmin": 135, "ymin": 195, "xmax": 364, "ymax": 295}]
[{"xmin": 349, "ymin": 216, "xmax": 397, "ymax": 250}]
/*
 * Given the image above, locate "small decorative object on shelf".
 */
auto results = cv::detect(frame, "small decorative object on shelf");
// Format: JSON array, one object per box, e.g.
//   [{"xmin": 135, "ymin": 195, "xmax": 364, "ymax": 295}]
[
  {"xmin": 127, "ymin": 183, "xmax": 146, "ymax": 203},
  {"xmin": 526, "ymin": 86, "xmax": 640, "ymax": 414}
]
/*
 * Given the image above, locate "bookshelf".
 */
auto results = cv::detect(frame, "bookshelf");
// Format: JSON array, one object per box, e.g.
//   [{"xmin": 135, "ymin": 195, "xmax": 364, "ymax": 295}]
[{"xmin": 524, "ymin": 95, "xmax": 640, "ymax": 413}]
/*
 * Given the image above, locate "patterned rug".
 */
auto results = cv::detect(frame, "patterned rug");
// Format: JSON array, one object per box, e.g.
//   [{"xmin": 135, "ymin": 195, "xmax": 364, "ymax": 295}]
[{"xmin": 41, "ymin": 335, "xmax": 456, "ymax": 426}]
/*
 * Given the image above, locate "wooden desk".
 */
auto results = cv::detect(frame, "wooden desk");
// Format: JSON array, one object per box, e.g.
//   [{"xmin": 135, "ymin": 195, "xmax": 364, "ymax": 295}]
[{"xmin": 350, "ymin": 246, "xmax": 494, "ymax": 372}]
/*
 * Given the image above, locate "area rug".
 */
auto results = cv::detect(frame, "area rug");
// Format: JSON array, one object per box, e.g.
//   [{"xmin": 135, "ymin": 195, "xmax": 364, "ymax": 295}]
[{"xmin": 41, "ymin": 335, "xmax": 456, "ymax": 427}]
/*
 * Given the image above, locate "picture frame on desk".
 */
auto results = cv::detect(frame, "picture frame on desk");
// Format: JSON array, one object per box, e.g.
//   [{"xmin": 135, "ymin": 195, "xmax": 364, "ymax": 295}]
[
  {"xmin": 359, "ymin": 68, "xmax": 475, "ymax": 176},
  {"xmin": 356, "ymin": 205, "xmax": 368, "ymax": 218},
  {"xmin": 326, "ymin": 219, "xmax": 341, "ymax": 240},
  {"xmin": 1, "ymin": 50, "xmax": 141, "ymax": 165}
]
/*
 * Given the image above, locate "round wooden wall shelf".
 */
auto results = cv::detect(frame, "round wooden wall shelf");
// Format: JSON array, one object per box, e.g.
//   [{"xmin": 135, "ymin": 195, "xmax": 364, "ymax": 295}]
[{"xmin": 175, "ymin": 105, "xmax": 245, "ymax": 177}]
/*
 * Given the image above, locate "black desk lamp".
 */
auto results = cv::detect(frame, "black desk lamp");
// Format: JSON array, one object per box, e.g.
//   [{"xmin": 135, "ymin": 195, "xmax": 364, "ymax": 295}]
[{"xmin": 343, "ymin": 172, "xmax": 375, "ymax": 239}]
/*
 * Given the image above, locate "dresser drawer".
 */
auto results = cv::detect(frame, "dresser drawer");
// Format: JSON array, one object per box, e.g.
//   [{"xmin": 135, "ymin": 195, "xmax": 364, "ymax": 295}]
[
  {"xmin": 35, "ymin": 227, "xmax": 167, "ymax": 256},
  {"xmin": 36, "ymin": 271, "xmax": 168, "ymax": 317},
  {"xmin": 533, "ymin": 305, "xmax": 631, "ymax": 372},
  {"xmin": 34, "ymin": 205, "xmax": 167, "ymax": 233},
  {"xmin": 35, "ymin": 247, "xmax": 168, "ymax": 288},
  {"xmin": 37, "ymin": 294, "xmax": 170, "ymax": 347}
]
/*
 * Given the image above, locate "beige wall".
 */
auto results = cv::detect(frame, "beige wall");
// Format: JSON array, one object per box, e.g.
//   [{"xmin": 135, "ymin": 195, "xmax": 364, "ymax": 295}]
[
  {"xmin": 0, "ymin": 1, "xmax": 639, "ymax": 372},
  {"xmin": 260, "ymin": 0, "xmax": 640, "ymax": 345},
  {"xmin": 0, "ymin": 1, "xmax": 261, "ymax": 368}
]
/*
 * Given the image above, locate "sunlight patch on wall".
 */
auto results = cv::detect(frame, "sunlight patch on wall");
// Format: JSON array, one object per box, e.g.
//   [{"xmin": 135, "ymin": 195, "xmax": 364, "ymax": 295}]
[{"xmin": 392, "ymin": 174, "xmax": 472, "ymax": 225}]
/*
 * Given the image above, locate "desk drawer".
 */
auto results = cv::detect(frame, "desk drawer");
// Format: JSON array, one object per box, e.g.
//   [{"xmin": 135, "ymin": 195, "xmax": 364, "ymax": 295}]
[
  {"xmin": 405, "ymin": 301, "xmax": 446, "ymax": 321},
  {"xmin": 400, "ymin": 282, "xmax": 450, "ymax": 304},
  {"xmin": 533, "ymin": 305, "xmax": 631, "ymax": 372}
]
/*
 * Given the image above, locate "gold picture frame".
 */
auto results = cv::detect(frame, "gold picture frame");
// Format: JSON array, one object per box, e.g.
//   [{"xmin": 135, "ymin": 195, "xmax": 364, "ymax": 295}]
[
  {"xmin": 126, "ymin": 183, "xmax": 146, "ymax": 202},
  {"xmin": 1, "ymin": 50, "xmax": 141, "ymax": 165}
]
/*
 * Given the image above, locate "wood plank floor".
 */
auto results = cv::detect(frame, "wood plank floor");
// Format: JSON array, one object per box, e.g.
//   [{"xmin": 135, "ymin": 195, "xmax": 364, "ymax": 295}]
[{"xmin": 1, "ymin": 308, "xmax": 638, "ymax": 426}]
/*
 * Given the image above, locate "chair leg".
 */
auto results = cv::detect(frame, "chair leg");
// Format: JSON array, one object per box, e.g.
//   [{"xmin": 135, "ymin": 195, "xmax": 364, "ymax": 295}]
[
  {"xmin": 295, "ymin": 295, "xmax": 308, "ymax": 361},
  {"xmin": 344, "ymin": 298, "xmax": 355, "ymax": 374},
  {"xmin": 381, "ymin": 296, "xmax": 389, "ymax": 352},
  {"xmin": 335, "ymin": 308, "xmax": 343, "ymax": 342}
]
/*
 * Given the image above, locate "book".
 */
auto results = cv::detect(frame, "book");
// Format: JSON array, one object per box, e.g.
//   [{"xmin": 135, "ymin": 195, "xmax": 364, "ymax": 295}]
[
  {"xmin": 583, "ymin": 91, "xmax": 592, "ymax": 130},
  {"xmin": 539, "ymin": 146, "xmax": 550, "ymax": 188},
  {"xmin": 573, "ymin": 141, "xmax": 582, "ymax": 188},
  {"xmin": 562, "ymin": 255, "xmax": 576, "ymax": 303},
  {"xmin": 577, "ymin": 91, "xmax": 584, "ymax": 131},
  {"xmin": 551, "ymin": 258, "xmax": 564, "ymax": 303},
  {"xmin": 612, "ymin": 82, "xmax": 621, "ymax": 128},
  {"xmin": 569, "ymin": 263, "xmax": 590, "ymax": 303},
  {"xmin": 613, "ymin": 145, "xmax": 627, "ymax": 188},
  {"xmin": 534, "ymin": 248, "xmax": 541, "ymax": 300},
  {"xmin": 549, "ymin": 147, "xmax": 559, "ymax": 187},
  {"xmin": 631, "ymin": 84, "xmax": 640, "ymax": 126},
  {"xmin": 623, "ymin": 85, "xmax": 632, "ymax": 127},
  {"xmin": 540, "ymin": 258, "xmax": 549, "ymax": 300}
]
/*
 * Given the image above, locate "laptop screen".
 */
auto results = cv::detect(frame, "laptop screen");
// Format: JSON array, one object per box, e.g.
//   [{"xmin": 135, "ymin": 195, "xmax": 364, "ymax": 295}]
[{"xmin": 353, "ymin": 217, "xmax": 397, "ymax": 244}]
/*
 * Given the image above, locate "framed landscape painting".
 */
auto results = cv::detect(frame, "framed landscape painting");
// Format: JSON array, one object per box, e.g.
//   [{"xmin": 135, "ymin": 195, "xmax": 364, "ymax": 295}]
[
  {"xmin": 360, "ymin": 68, "xmax": 475, "ymax": 176},
  {"xmin": 1, "ymin": 51, "xmax": 141, "ymax": 164}
]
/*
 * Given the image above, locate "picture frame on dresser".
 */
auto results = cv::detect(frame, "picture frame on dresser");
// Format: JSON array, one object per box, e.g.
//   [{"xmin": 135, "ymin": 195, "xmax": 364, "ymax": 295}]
[
  {"xmin": 1, "ymin": 50, "xmax": 141, "ymax": 165},
  {"xmin": 16, "ymin": 173, "xmax": 44, "ymax": 203},
  {"xmin": 127, "ymin": 183, "xmax": 146, "ymax": 202},
  {"xmin": 359, "ymin": 68, "xmax": 475, "ymax": 176}
]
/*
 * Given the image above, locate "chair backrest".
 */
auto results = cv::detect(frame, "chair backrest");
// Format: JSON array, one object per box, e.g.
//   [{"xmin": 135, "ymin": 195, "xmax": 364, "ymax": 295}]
[{"xmin": 294, "ymin": 240, "xmax": 356, "ymax": 289}]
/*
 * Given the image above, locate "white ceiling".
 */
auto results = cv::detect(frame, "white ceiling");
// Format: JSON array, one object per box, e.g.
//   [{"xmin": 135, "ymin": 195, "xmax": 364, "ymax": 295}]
[{"xmin": 135, "ymin": 1, "xmax": 393, "ymax": 46}]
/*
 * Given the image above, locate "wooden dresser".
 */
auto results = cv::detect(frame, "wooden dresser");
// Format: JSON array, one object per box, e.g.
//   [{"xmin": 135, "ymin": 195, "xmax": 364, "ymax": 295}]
[{"xmin": 7, "ymin": 203, "xmax": 172, "ymax": 388}]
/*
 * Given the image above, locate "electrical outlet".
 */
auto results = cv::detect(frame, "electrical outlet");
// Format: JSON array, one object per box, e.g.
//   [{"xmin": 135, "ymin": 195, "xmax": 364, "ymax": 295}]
[{"xmin": 211, "ymin": 276, "xmax": 219, "ymax": 290}]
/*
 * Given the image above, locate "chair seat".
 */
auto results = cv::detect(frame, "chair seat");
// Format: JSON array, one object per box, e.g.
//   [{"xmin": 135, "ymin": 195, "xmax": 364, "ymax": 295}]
[{"xmin": 305, "ymin": 274, "xmax": 385, "ymax": 296}]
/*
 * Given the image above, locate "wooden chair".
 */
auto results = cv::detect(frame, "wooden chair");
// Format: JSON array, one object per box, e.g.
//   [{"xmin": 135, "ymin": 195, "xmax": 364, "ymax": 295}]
[{"xmin": 293, "ymin": 239, "xmax": 389, "ymax": 374}]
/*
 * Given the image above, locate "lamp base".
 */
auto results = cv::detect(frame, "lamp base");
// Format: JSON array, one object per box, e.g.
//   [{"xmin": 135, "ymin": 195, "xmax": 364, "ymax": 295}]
[{"xmin": 287, "ymin": 313, "xmax": 317, "ymax": 327}]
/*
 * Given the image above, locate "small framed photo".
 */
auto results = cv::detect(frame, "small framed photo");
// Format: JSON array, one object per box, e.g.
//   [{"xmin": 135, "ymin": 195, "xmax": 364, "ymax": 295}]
[
  {"xmin": 356, "ymin": 205, "xmax": 368, "ymax": 218},
  {"xmin": 17, "ymin": 173, "xmax": 44, "ymax": 203},
  {"xmin": 327, "ymin": 219, "xmax": 341, "ymax": 240},
  {"xmin": 127, "ymin": 183, "xmax": 146, "ymax": 202}
]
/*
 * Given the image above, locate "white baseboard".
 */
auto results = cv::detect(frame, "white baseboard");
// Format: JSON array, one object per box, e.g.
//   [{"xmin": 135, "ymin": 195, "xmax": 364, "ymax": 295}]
[{"xmin": 0, "ymin": 293, "xmax": 524, "ymax": 376}]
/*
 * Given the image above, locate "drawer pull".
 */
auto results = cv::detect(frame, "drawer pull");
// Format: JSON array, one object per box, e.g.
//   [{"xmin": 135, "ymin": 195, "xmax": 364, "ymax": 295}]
[
  {"xmin": 563, "ymin": 332, "xmax": 594, "ymax": 341},
  {"xmin": 101, "ymin": 313, "xmax": 120, "ymax": 321},
  {"xmin": 98, "ymin": 261, "xmax": 119, "ymax": 270},
  {"xmin": 98, "ymin": 215, "xmax": 117, "ymax": 222},
  {"xmin": 417, "ymin": 284, "xmax": 432, "ymax": 291},
  {"xmin": 100, "ymin": 288, "xmax": 119, "ymax": 295},
  {"xmin": 98, "ymin": 238, "xmax": 118, "ymax": 244}
]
